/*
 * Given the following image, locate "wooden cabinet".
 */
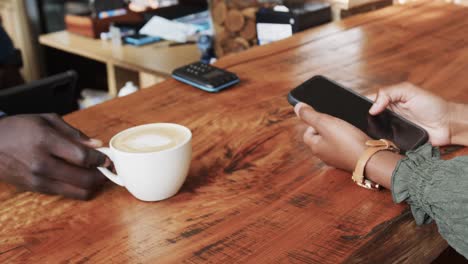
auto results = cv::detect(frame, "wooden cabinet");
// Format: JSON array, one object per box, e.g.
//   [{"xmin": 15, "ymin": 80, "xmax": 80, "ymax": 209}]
[{"xmin": 0, "ymin": 0, "xmax": 41, "ymax": 81}]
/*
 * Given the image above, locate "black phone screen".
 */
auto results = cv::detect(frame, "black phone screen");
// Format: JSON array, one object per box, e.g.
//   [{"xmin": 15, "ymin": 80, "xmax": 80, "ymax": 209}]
[{"xmin": 288, "ymin": 76, "xmax": 428, "ymax": 152}]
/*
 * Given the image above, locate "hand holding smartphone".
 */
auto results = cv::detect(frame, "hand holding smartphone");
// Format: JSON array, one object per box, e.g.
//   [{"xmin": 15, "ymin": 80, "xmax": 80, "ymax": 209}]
[{"xmin": 288, "ymin": 76, "xmax": 428, "ymax": 153}]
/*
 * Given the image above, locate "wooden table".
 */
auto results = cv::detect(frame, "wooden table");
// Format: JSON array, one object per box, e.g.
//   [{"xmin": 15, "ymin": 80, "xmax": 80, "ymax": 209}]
[
  {"xmin": 3, "ymin": 1, "xmax": 468, "ymax": 262},
  {"xmin": 39, "ymin": 31, "xmax": 201, "ymax": 96},
  {"xmin": 329, "ymin": 0, "xmax": 393, "ymax": 20}
]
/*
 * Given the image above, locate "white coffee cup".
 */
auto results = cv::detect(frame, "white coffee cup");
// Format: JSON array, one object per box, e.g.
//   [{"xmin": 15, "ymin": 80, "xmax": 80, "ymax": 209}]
[{"xmin": 97, "ymin": 123, "xmax": 192, "ymax": 201}]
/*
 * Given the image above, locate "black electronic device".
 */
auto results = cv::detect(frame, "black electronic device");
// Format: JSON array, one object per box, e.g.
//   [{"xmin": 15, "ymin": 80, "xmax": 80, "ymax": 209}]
[
  {"xmin": 172, "ymin": 62, "xmax": 239, "ymax": 92},
  {"xmin": 91, "ymin": 0, "xmax": 126, "ymax": 14},
  {"xmin": 256, "ymin": 3, "xmax": 331, "ymax": 45},
  {"xmin": 287, "ymin": 75, "xmax": 429, "ymax": 152},
  {"xmin": 0, "ymin": 70, "xmax": 78, "ymax": 115}
]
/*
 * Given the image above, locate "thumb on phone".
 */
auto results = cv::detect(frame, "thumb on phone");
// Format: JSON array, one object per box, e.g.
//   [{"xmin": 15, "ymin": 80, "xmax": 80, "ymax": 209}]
[{"xmin": 369, "ymin": 93, "xmax": 389, "ymax": 115}]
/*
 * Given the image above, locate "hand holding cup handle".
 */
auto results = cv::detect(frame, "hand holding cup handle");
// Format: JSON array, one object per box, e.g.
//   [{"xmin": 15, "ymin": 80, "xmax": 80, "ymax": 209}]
[{"xmin": 97, "ymin": 147, "xmax": 125, "ymax": 186}]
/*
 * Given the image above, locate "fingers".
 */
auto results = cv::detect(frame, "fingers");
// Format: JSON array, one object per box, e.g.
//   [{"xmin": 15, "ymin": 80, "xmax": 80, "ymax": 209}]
[
  {"xmin": 44, "ymin": 127, "xmax": 107, "ymax": 168},
  {"xmin": 41, "ymin": 113, "xmax": 86, "ymax": 139},
  {"xmin": 294, "ymin": 102, "xmax": 343, "ymax": 137},
  {"xmin": 22, "ymin": 174, "xmax": 100, "ymax": 200},
  {"xmin": 368, "ymin": 83, "xmax": 416, "ymax": 115},
  {"xmin": 306, "ymin": 126, "xmax": 317, "ymax": 135},
  {"xmin": 303, "ymin": 127, "xmax": 323, "ymax": 153},
  {"xmin": 366, "ymin": 93, "xmax": 377, "ymax": 102},
  {"xmin": 294, "ymin": 103, "xmax": 326, "ymax": 132},
  {"xmin": 293, "ymin": 104, "xmax": 324, "ymax": 152},
  {"xmin": 32, "ymin": 156, "xmax": 106, "ymax": 189},
  {"xmin": 368, "ymin": 90, "xmax": 392, "ymax": 115},
  {"xmin": 41, "ymin": 113, "xmax": 103, "ymax": 148}
]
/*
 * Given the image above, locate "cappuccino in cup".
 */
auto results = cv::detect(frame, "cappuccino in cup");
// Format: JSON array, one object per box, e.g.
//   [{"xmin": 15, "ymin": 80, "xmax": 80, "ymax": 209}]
[
  {"xmin": 97, "ymin": 123, "xmax": 192, "ymax": 201},
  {"xmin": 113, "ymin": 126, "xmax": 187, "ymax": 153}
]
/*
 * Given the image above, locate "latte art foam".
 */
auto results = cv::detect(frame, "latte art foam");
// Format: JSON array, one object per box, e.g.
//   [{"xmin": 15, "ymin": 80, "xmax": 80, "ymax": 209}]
[{"xmin": 113, "ymin": 126, "xmax": 187, "ymax": 153}]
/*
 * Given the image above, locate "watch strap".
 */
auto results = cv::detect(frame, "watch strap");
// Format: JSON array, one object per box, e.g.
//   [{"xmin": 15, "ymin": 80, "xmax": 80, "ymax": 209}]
[{"xmin": 352, "ymin": 139, "xmax": 399, "ymax": 190}]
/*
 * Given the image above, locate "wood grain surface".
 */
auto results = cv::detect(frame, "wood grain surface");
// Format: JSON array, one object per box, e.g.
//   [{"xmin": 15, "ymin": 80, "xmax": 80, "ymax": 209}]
[{"xmin": 2, "ymin": 1, "xmax": 468, "ymax": 263}]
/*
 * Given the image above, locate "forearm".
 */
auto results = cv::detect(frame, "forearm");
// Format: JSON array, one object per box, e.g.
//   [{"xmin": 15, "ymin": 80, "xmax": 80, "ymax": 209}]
[
  {"xmin": 364, "ymin": 151, "xmax": 403, "ymax": 189},
  {"xmin": 450, "ymin": 103, "xmax": 468, "ymax": 146},
  {"xmin": 390, "ymin": 144, "xmax": 468, "ymax": 257},
  {"xmin": 362, "ymin": 144, "xmax": 468, "ymax": 257}
]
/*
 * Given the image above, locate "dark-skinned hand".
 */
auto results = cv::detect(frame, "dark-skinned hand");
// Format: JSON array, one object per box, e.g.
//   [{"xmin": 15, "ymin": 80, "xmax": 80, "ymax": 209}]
[
  {"xmin": 0, "ymin": 114, "xmax": 109, "ymax": 200},
  {"xmin": 294, "ymin": 103, "xmax": 371, "ymax": 172}
]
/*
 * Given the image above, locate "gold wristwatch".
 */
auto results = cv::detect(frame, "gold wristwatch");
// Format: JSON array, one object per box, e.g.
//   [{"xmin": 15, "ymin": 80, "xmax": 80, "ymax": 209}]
[{"xmin": 352, "ymin": 139, "xmax": 400, "ymax": 190}]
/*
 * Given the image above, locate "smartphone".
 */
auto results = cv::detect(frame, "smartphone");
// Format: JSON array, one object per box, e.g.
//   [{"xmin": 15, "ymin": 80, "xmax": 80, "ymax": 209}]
[{"xmin": 287, "ymin": 75, "xmax": 428, "ymax": 153}]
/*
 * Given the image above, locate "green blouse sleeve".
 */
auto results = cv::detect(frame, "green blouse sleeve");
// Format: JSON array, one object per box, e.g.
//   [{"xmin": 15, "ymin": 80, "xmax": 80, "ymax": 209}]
[{"xmin": 392, "ymin": 143, "xmax": 468, "ymax": 258}]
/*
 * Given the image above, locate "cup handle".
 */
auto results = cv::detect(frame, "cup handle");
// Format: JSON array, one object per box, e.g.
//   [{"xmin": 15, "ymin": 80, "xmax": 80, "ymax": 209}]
[{"xmin": 97, "ymin": 147, "xmax": 124, "ymax": 186}]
